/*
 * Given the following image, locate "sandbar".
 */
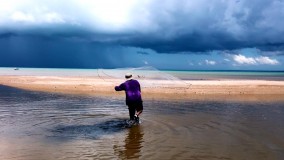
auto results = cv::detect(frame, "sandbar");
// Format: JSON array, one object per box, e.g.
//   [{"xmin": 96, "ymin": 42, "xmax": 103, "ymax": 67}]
[{"xmin": 1, "ymin": 75, "xmax": 284, "ymax": 102}]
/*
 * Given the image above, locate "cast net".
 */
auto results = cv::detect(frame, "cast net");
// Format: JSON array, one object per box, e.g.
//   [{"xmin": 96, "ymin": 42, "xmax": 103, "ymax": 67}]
[{"xmin": 97, "ymin": 66, "xmax": 191, "ymax": 89}]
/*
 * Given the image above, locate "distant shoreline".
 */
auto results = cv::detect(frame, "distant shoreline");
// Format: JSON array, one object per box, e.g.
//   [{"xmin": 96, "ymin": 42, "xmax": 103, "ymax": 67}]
[
  {"xmin": 1, "ymin": 67, "xmax": 284, "ymax": 81},
  {"xmin": 1, "ymin": 75, "xmax": 284, "ymax": 102},
  {"xmin": 1, "ymin": 66, "xmax": 284, "ymax": 71}
]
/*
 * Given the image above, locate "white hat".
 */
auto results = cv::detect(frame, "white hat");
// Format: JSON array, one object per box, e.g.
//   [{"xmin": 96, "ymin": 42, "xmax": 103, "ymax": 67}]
[{"xmin": 125, "ymin": 73, "xmax": 132, "ymax": 79}]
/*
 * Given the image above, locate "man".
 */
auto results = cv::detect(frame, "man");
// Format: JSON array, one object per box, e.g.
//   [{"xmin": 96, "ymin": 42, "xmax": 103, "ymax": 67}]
[{"xmin": 115, "ymin": 73, "xmax": 143, "ymax": 124}]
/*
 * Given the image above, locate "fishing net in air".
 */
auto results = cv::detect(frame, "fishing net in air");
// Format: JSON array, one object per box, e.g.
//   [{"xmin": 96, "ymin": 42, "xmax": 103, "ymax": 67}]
[{"xmin": 97, "ymin": 66, "xmax": 191, "ymax": 89}]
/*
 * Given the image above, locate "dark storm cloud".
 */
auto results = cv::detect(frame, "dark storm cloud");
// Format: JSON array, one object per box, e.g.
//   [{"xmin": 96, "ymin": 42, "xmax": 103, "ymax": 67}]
[
  {"xmin": 115, "ymin": 32, "xmax": 252, "ymax": 53},
  {"xmin": 113, "ymin": 0, "xmax": 284, "ymax": 54},
  {"xmin": 1, "ymin": 0, "xmax": 284, "ymax": 69},
  {"xmin": 0, "ymin": 34, "xmax": 129, "ymax": 68},
  {"xmin": 2, "ymin": 0, "xmax": 284, "ymax": 54},
  {"xmin": 258, "ymin": 42, "xmax": 284, "ymax": 53},
  {"xmin": 64, "ymin": 0, "xmax": 284, "ymax": 54}
]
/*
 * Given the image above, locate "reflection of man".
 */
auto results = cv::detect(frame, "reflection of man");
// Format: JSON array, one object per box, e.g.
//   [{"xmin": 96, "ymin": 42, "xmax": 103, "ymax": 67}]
[
  {"xmin": 115, "ymin": 73, "xmax": 143, "ymax": 124},
  {"xmin": 114, "ymin": 126, "xmax": 144, "ymax": 159}
]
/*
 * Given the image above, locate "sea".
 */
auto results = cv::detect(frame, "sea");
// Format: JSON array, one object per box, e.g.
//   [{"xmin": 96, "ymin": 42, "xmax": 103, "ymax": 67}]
[
  {"xmin": 0, "ymin": 67, "xmax": 284, "ymax": 80},
  {"xmin": 0, "ymin": 67, "xmax": 284, "ymax": 160}
]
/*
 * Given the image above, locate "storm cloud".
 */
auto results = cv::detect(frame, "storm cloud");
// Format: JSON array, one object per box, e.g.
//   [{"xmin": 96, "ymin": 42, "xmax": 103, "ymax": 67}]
[
  {"xmin": 0, "ymin": 34, "xmax": 134, "ymax": 68},
  {"xmin": 1, "ymin": 0, "xmax": 284, "ymax": 53},
  {"xmin": 0, "ymin": 0, "xmax": 284, "ymax": 69}
]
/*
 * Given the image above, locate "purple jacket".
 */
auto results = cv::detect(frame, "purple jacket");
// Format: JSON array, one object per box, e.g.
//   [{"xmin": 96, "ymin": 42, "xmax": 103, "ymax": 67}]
[{"xmin": 115, "ymin": 79, "xmax": 142, "ymax": 103}]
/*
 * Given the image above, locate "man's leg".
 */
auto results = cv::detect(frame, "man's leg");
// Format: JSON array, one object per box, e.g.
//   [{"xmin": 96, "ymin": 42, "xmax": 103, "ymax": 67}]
[
  {"xmin": 128, "ymin": 106, "xmax": 136, "ymax": 120},
  {"xmin": 134, "ymin": 101, "xmax": 143, "ymax": 123}
]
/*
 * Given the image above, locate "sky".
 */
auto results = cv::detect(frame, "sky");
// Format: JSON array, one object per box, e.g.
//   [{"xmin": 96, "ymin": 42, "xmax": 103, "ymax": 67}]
[{"xmin": 0, "ymin": 0, "xmax": 284, "ymax": 70}]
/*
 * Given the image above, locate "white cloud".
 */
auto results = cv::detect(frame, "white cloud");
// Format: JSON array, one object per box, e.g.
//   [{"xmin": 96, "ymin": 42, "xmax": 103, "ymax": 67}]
[
  {"xmin": 9, "ymin": 10, "xmax": 65, "ymax": 25},
  {"xmin": 255, "ymin": 56, "xmax": 279, "ymax": 65},
  {"xmin": 1, "ymin": 0, "xmax": 138, "ymax": 31},
  {"xmin": 232, "ymin": 54, "xmax": 279, "ymax": 65},
  {"xmin": 11, "ymin": 11, "xmax": 35, "ymax": 22},
  {"xmin": 205, "ymin": 60, "xmax": 216, "ymax": 65},
  {"xmin": 233, "ymin": 54, "xmax": 256, "ymax": 65}
]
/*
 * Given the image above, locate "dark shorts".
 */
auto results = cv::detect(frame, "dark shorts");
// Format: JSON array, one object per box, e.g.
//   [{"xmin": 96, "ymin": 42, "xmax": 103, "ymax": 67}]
[{"xmin": 127, "ymin": 101, "xmax": 143, "ymax": 111}]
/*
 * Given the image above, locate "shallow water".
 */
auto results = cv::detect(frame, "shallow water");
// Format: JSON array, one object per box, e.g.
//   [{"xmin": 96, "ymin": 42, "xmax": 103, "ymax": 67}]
[{"xmin": 0, "ymin": 85, "xmax": 284, "ymax": 160}]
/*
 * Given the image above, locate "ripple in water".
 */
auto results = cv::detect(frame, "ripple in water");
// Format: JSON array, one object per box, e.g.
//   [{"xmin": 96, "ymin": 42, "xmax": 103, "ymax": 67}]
[{"xmin": 0, "ymin": 85, "xmax": 284, "ymax": 160}]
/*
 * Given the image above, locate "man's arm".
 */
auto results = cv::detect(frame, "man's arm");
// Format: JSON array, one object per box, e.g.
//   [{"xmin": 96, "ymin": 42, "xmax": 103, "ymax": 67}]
[{"xmin": 115, "ymin": 83, "xmax": 125, "ymax": 91}]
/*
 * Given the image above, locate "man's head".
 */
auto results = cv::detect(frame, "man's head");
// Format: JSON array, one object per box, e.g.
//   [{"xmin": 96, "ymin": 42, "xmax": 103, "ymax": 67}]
[{"xmin": 125, "ymin": 73, "xmax": 132, "ymax": 79}]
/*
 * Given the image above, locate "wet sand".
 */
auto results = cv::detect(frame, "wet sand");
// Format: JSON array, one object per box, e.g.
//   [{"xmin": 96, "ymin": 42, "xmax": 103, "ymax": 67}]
[{"xmin": 0, "ymin": 75, "xmax": 284, "ymax": 102}]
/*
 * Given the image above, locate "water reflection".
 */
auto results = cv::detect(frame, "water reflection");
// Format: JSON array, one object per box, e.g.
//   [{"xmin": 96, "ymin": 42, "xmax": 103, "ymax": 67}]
[{"xmin": 114, "ymin": 126, "xmax": 144, "ymax": 159}]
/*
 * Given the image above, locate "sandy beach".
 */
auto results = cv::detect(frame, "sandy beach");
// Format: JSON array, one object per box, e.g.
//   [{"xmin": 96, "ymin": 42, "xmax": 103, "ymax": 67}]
[{"xmin": 1, "ymin": 75, "xmax": 284, "ymax": 102}]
